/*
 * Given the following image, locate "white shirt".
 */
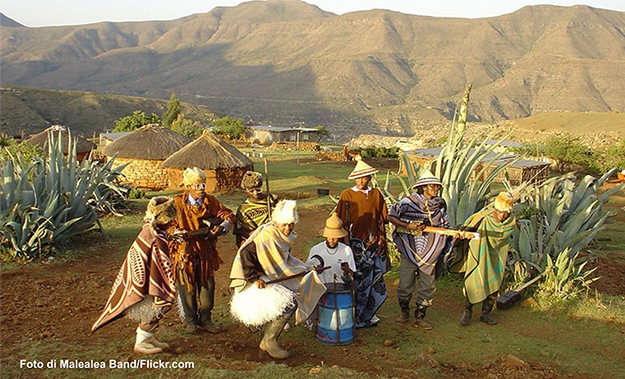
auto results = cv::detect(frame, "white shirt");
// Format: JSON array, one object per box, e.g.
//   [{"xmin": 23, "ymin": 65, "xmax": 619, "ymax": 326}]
[{"xmin": 306, "ymin": 241, "xmax": 356, "ymax": 284}]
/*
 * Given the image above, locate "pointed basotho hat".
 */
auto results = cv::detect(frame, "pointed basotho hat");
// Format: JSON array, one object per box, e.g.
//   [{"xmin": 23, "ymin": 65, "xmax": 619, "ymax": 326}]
[
  {"xmin": 411, "ymin": 169, "xmax": 443, "ymax": 189},
  {"xmin": 347, "ymin": 156, "xmax": 378, "ymax": 180}
]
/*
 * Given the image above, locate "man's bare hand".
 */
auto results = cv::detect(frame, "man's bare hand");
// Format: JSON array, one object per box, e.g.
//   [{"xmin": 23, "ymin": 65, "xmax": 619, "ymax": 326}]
[{"xmin": 254, "ymin": 279, "xmax": 267, "ymax": 289}]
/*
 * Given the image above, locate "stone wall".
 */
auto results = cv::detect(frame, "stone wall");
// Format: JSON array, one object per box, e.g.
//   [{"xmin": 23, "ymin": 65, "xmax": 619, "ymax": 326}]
[
  {"xmin": 269, "ymin": 141, "xmax": 320, "ymax": 152},
  {"xmin": 111, "ymin": 157, "xmax": 169, "ymax": 190}
]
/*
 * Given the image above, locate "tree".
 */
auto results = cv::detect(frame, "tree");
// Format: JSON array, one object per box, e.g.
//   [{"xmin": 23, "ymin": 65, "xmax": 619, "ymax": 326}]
[
  {"xmin": 113, "ymin": 111, "xmax": 160, "ymax": 132},
  {"xmin": 544, "ymin": 134, "xmax": 593, "ymax": 172},
  {"xmin": 170, "ymin": 114, "xmax": 203, "ymax": 139},
  {"xmin": 212, "ymin": 116, "xmax": 245, "ymax": 140},
  {"xmin": 314, "ymin": 125, "xmax": 330, "ymax": 142},
  {"xmin": 162, "ymin": 93, "xmax": 182, "ymax": 128}
]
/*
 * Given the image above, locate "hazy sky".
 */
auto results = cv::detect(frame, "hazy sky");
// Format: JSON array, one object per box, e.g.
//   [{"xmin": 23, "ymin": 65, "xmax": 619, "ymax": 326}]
[{"xmin": 2, "ymin": 0, "xmax": 624, "ymax": 27}]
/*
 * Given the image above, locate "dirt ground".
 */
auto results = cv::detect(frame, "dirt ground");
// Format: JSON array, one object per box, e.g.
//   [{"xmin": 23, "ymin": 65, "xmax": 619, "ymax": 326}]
[{"xmin": 1, "ymin": 199, "xmax": 622, "ymax": 378}]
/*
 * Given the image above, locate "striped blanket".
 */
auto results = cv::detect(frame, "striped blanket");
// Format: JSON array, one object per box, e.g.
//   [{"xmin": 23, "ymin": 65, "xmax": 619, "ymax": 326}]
[{"xmin": 389, "ymin": 194, "xmax": 450, "ymax": 275}]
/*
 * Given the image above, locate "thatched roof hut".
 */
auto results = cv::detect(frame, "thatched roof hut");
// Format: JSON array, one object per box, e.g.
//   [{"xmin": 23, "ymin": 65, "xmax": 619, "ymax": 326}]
[
  {"xmin": 24, "ymin": 125, "xmax": 96, "ymax": 161},
  {"xmin": 102, "ymin": 124, "xmax": 192, "ymax": 190},
  {"xmin": 161, "ymin": 131, "xmax": 254, "ymax": 193}
]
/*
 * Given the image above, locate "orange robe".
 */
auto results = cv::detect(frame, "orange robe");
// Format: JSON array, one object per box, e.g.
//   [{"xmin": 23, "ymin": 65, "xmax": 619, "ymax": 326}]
[
  {"xmin": 170, "ymin": 192, "xmax": 235, "ymax": 289},
  {"xmin": 336, "ymin": 187, "xmax": 388, "ymax": 248}
]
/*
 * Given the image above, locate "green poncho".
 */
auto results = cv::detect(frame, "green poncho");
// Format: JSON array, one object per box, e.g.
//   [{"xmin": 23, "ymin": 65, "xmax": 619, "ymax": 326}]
[{"xmin": 450, "ymin": 209, "xmax": 515, "ymax": 304}]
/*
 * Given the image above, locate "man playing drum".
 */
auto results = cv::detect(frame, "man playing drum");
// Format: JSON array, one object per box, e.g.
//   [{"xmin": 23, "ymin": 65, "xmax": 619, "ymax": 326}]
[{"xmin": 307, "ymin": 213, "xmax": 356, "ymax": 285}]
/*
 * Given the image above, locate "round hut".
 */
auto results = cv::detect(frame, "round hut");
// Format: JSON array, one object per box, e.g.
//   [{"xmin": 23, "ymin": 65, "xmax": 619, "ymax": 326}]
[
  {"xmin": 102, "ymin": 124, "xmax": 192, "ymax": 190},
  {"xmin": 24, "ymin": 125, "xmax": 96, "ymax": 162},
  {"xmin": 161, "ymin": 131, "xmax": 254, "ymax": 193}
]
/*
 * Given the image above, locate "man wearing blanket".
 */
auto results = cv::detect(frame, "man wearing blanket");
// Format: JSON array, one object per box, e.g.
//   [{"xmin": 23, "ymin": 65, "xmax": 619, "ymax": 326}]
[{"xmin": 229, "ymin": 200, "xmax": 326, "ymax": 359}]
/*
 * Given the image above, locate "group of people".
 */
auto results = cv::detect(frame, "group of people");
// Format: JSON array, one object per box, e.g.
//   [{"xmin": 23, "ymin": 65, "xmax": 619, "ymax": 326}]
[{"xmin": 91, "ymin": 158, "xmax": 516, "ymax": 359}]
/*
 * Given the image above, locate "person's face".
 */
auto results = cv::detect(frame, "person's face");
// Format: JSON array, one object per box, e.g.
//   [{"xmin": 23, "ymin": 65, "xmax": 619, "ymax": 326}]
[
  {"xmin": 245, "ymin": 186, "xmax": 264, "ymax": 200},
  {"xmin": 354, "ymin": 176, "xmax": 371, "ymax": 190},
  {"xmin": 277, "ymin": 222, "xmax": 295, "ymax": 236},
  {"xmin": 422, "ymin": 184, "xmax": 441, "ymax": 199},
  {"xmin": 326, "ymin": 237, "xmax": 339, "ymax": 248},
  {"xmin": 188, "ymin": 182, "xmax": 206, "ymax": 198},
  {"xmin": 493, "ymin": 209, "xmax": 510, "ymax": 223}
]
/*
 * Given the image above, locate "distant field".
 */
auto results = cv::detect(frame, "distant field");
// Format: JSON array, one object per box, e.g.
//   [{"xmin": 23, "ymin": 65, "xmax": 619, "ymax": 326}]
[{"xmin": 508, "ymin": 111, "xmax": 625, "ymax": 136}]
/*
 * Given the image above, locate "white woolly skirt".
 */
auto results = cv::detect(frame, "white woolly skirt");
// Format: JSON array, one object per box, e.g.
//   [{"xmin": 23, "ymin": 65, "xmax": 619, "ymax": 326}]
[{"xmin": 230, "ymin": 283, "xmax": 297, "ymax": 327}]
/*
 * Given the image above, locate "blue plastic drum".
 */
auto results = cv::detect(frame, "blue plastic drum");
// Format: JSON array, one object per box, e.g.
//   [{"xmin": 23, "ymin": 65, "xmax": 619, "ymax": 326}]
[{"xmin": 317, "ymin": 283, "xmax": 354, "ymax": 345}]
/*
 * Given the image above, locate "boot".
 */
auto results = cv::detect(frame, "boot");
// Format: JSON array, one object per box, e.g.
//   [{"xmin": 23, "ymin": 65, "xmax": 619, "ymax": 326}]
[
  {"xmin": 396, "ymin": 300, "xmax": 410, "ymax": 324},
  {"xmin": 413, "ymin": 305, "xmax": 433, "ymax": 330},
  {"xmin": 259, "ymin": 317, "xmax": 290, "ymax": 359},
  {"xmin": 144, "ymin": 331, "xmax": 170, "ymax": 349},
  {"xmin": 134, "ymin": 328, "xmax": 163, "ymax": 355},
  {"xmin": 185, "ymin": 322, "xmax": 199, "ymax": 334},
  {"xmin": 479, "ymin": 296, "xmax": 498, "ymax": 325},
  {"xmin": 459, "ymin": 299, "xmax": 473, "ymax": 326}
]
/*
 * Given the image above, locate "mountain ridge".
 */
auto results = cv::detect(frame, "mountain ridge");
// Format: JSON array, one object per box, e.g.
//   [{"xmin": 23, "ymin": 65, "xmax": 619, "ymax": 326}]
[{"xmin": 1, "ymin": 1, "xmax": 624, "ymax": 138}]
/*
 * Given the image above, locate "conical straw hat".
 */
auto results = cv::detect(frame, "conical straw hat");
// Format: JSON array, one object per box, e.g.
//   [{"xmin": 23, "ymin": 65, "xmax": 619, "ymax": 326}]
[
  {"xmin": 347, "ymin": 157, "xmax": 378, "ymax": 179},
  {"xmin": 411, "ymin": 169, "xmax": 443, "ymax": 189}
]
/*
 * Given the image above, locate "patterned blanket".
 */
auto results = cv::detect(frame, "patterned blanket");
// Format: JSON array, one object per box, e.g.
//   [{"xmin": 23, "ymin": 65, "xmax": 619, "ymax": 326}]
[{"xmin": 91, "ymin": 223, "xmax": 176, "ymax": 333}]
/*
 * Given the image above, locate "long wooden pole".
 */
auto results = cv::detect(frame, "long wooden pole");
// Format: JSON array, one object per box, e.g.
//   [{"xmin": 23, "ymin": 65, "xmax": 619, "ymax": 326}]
[{"xmin": 264, "ymin": 157, "xmax": 271, "ymax": 219}]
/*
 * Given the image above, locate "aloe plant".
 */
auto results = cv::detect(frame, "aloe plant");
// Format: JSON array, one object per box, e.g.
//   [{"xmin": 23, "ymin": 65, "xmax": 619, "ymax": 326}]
[{"xmin": 0, "ymin": 129, "xmax": 128, "ymax": 260}]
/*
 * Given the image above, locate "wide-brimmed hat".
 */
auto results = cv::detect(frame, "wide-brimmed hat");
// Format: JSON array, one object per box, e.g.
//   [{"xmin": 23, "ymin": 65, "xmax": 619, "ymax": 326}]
[
  {"xmin": 272, "ymin": 200, "xmax": 299, "ymax": 224},
  {"xmin": 322, "ymin": 213, "xmax": 348, "ymax": 239},
  {"xmin": 494, "ymin": 192, "xmax": 513, "ymax": 213},
  {"xmin": 179, "ymin": 167, "xmax": 206, "ymax": 187},
  {"xmin": 348, "ymin": 156, "xmax": 378, "ymax": 180},
  {"xmin": 412, "ymin": 169, "xmax": 443, "ymax": 189}
]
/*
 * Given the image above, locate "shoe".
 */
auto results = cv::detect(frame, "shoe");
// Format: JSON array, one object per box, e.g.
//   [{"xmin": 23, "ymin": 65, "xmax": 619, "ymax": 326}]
[
  {"xmin": 480, "ymin": 313, "xmax": 498, "ymax": 325},
  {"xmin": 185, "ymin": 323, "xmax": 199, "ymax": 334},
  {"xmin": 396, "ymin": 312, "xmax": 410, "ymax": 324},
  {"xmin": 370, "ymin": 315, "xmax": 380, "ymax": 324},
  {"xmin": 413, "ymin": 318, "xmax": 433, "ymax": 330},
  {"xmin": 198, "ymin": 319, "xmax": 220, "ymax": 334}
]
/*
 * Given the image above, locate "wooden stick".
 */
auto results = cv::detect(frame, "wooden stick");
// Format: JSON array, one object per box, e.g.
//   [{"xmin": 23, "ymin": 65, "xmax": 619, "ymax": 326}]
[
  {"xmin": 264, "ymin": 158, "xmax": 271, "ymax": 219},
  {"xmin": 395, "ymin": 226, "xmax": 479, "ymax": 240},
  {"xmin": 265, "ymin": 266, "xmax": 330, "ymax": 284}
]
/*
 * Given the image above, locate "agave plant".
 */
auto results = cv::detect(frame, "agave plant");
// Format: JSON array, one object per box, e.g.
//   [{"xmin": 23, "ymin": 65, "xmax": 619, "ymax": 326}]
[
  {"xmin": 0, "ymin": 129, "xmax": 128, "ymax": 260},
  {"xmin": 511, "ymin": 169, "xmax": 623, "ymax": 271},
  {"xmin": 534, "ymin": 250, "xmax": 599, "ymax": 305}
]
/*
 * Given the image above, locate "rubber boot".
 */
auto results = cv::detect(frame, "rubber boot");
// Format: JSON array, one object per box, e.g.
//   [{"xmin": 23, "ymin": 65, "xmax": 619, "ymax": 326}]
[
  {"xmin": 413, "ymin": 305, "xmax": 433, "ymax": 330},
  {"xmin": 396, "ymin": 300, "xmax": 410, "ymax": 324},
  {"xmin": 134, "ymin": 328, "xmax": 163, "ymax": 355},
  {"xmin": 259, "ymin": 317, "xmax": 290, "ymax": 359},
  {"xmin": 479, "ymin": 296, "xmax": 498, "ymax": 325},
  {"xmin": 459, "ymin": 298, "xmax": 473, "ymax": 326}
]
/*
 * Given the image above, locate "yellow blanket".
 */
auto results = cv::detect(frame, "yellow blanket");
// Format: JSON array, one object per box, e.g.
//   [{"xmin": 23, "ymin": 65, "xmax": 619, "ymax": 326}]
[{"xmin": 230, "ymin": 222, "xmax": 326, "ymax": 324}]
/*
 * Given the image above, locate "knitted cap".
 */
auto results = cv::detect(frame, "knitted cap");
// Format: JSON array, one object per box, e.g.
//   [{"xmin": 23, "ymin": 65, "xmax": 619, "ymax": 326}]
[
  {"xmin": 272, "ymin": 200, "xmax": 299, "ymax": 225},
  {"xmin": 412, "ymin": 169, "xmax": 443, "ymax": 189},
  {"xmin": 347, "ymin": 156, "xmax": 378, "ymax": 180},
  {"xmin": 494, "ymin": 192, "xmax": 513, "ymax": 213},
  {"xmin": 323, "ymin": 212, "xmax": 348, "ymax": 239}
]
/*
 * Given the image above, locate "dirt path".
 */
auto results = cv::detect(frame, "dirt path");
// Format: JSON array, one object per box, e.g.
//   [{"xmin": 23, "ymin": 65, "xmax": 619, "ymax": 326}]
[{"xmin": 1, "ymin": 204, "xmax": 619, "ymax": 378}]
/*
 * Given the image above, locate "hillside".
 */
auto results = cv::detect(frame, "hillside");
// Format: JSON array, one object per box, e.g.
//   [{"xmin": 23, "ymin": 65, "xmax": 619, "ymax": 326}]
[
  {"xmin": 1, "ymin": 1, "xmax": 625, "ymax": 139},
  {"xmin": 0, "ymin": 85, "xmax": 216, "ymax": 138}
]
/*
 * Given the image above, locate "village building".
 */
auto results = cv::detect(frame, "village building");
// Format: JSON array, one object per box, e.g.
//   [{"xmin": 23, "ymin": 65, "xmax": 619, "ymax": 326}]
[
  {"xmin": 23, "ymin": 125, "xmax": 96, "ymax": 162},
  {"xmin": 245, "ymin": 125, "xmax": 319, "ymax": 145},
  {"xmin": 161, "ymin": 130, "xmax": 254, "ymax": 193},
  {"xmin": 101, "ymin": 124, "xmax": 192, "ymax": 190},
  {"xmin": 99, "ymin": 131, "xmax": 132, "ymax": 148}
]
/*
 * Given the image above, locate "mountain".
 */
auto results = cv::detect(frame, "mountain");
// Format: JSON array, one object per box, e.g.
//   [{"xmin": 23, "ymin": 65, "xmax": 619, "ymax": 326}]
[{"xmin": 1, "ymin": 1, "xmax": 624, "ymax": 139}]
